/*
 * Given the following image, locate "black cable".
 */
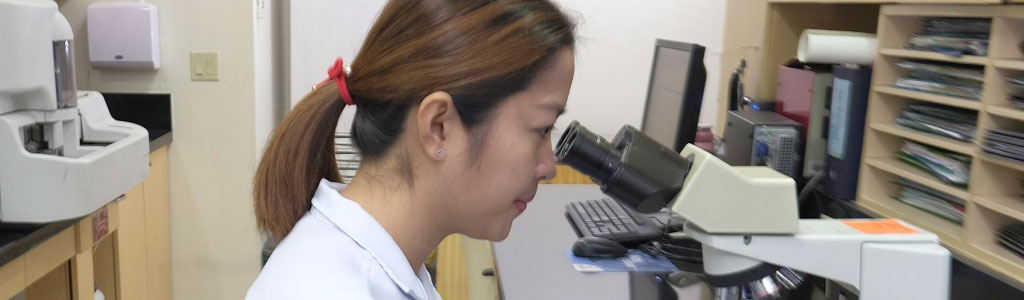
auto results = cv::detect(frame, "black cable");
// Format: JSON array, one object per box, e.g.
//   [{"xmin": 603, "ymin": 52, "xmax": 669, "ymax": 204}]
[
  {"xmin": 728, "ymin": 71, "xmax": 740, "ymax": 111},
  {"xmin": 641, "ymin": 214, "xmax": 705, "ymax": 273},
  {"xmin": 728, "ymin": 59, "xmax": 746, "ymax": 111}
]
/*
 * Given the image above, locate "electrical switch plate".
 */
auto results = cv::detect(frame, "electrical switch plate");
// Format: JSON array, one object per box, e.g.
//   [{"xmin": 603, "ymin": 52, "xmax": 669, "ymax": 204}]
[{"xmin": 190, "ymin": 52, "xmax": 219, "ymax": 81}]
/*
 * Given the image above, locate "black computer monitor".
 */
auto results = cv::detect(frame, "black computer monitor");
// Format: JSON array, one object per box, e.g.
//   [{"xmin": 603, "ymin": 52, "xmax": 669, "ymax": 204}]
[{"xmin": 640, "ymin": 39, "xmax": 707, "ymax": 153}]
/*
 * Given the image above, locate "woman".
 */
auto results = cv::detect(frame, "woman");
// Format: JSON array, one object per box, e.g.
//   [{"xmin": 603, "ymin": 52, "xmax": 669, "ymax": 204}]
[{"xmin": 246, "ymin": 0, "xmax": 576, "ymax": 299}]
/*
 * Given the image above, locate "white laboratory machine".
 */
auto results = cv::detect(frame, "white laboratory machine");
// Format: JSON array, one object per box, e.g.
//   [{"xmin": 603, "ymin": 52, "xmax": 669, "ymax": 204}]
[
  {"xmin": 0, "ymin": 0, "xmax": 150, "ymax": 222},
  {"xmin": 556, "ymin": 121, "xmax": 950, "ymax": 300}
]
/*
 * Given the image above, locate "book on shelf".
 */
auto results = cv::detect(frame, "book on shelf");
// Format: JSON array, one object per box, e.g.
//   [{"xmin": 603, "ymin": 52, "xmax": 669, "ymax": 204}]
[
  {"xmin": 899, "ymin": 140, "xmax": 971, "ymax": 187},
  {"xmin": 895, "ymin": 178, "xmax": 965, "ymax": 224},
  {"xmin": 999, "ymin": 223, "xmax": 1024, "ymax": 260},
  {"xmin": 907, "ymin": 17, "xmax": 990, "ymax": 57},
  {"xmin": 896, "ymin": 102, "xmax": 977, "ymax": 142},
  {"xmin": 984, "ymin": 129, "xmax": 1024, "ymax": 164}
]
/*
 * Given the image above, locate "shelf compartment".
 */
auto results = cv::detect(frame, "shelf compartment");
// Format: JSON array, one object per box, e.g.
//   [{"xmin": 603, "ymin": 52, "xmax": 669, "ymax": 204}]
[
  {"xmin": 858, "ymin": 195, "xmax": 964, "ymax": 243},
  {"xmin": 988, "ymin": 105, "xmax": 1024, "ymax": 123},
  {"xmin": 974, "ymin": 195, "xmax": 1024, "ymax": 223},
  {"xmin": 982, "ymin": 66, "xmax": 1023, "ymax": 110},
  {"xmin": 875, "ymin": 85, "xmax": 983, "ymax": 110},
  {"xmin": 993, "ymin": 59, "xmax": 1024, "ymax": 72},
  {"xmin": 968, "ymin": 243, "xmax": 1024, "ymax": 289},
  {"xmin": 964, "ymin": 204, "xmax": 1024, "ymax": 286},
  {"xmin": 865, "ymin": 158, "xmax": 972, "ymax": 200},
  {"xmin": 878, "ymin": 48, "xmax": 988, "ymax": 65},
  {"xmin": 881, "ymin": 5, "xmax": 1000, "ymax": 18},
  {"xmin": 992, "ymin": 15, "xmax": 1024, "ymax": 60},
  {"xmin": 979, "ymin": 153, "xmax": 1024, "ymax": 174},
  {"xmin": 870, "ymin": 122, "xmax": 978, "ymax": 156}
]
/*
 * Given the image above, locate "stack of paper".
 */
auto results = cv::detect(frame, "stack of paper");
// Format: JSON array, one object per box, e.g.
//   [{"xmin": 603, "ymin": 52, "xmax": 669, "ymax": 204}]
[
  {"xmin": 983, "ymin": 129, "xmax": 1024, "ymax": 164},
  {"xmin": 999, "ymin": 223, "xmax": 1024, "ymax": 260},
  {"xmin": 894, "ymin": 60, "xmax": 984, "ymax": 100},
  {"xmin": 1005, "ymin": 75, "xmax": 1024, "ymax": 110},
  {"xmin": 895, "ymin": 178, "xmax": 965, "ymax": 224},
  {"xmin": 908, "ymin": 18, "xmax": 990, "ymax": 56},
  {"xmin": 897, "ymin": 102, "xmax": 977, "ymax": 142},
  {"xmin": 900, "ymin": 141, "xmax": 971, "ymax": 187}
]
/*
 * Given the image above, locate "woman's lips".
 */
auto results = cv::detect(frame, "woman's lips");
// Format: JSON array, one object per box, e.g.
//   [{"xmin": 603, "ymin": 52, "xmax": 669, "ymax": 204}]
[{"xmin": 514, "ymin": 199, "xmax": 528, "ymax": 213}]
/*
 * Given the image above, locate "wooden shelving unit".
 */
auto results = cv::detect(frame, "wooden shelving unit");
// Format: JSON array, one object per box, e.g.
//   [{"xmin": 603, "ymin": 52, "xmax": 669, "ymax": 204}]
[
  {"xmin": 993, "ymin": 59, "xmax": 1024, "ymax": 72},
  {"xmin": 869, "ymin": 122, "xmax": 978, "ymax": 155},
  {"xmin": 879, "ymin": 48, "xmax": 989, "ymax": 65},
  {"xmin": 874, "ymin": 85, "xmax": 984, "ymax": 109},
  {"xmin": 988, "ymin": 104, "xmax": 1024, "ymax": 122},
  {"xmin": 857, "ymin": 4, "xmax": 1024, "ymax": 288}
]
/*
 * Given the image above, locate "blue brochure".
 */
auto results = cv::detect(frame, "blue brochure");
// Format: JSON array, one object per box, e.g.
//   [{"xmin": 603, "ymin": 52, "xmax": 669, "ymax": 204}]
[{"xmin": 565, "ymin": 249, "xmax": 679, "ymax": 273}]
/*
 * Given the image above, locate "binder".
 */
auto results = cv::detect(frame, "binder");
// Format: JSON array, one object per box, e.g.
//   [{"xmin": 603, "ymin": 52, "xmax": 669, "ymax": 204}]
[
  {"xmin": 823, "ymin": 64, "xmax": 872, "ymax": 201},
  {"xmin": 775, "ymin": 61, "xmax": 833, "ymax": 177}
]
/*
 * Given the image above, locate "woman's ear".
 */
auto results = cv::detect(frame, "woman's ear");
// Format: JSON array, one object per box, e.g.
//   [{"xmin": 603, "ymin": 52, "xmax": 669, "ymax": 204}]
[{"xmin": 415, "ymin": 91, "xmax": 461, "ymax": 161}]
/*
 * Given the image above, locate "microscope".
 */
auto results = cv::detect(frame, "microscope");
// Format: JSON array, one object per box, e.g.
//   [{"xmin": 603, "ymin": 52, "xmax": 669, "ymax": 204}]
[
  {"xmin": 0, "ymin": 0, "xmax": 150, "ymax": 222},
  {"xmin": 556, "ymin": 121, "xmax": 950, "ymax": 300}
]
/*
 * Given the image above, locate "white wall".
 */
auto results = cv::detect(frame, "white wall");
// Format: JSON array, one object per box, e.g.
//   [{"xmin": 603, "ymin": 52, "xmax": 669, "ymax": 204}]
[
  {"xmin": 288, "ymin": 0, "xmax": 387, "ymax": 131},
  {"xmin": 555, "ymin": 0, "xmax": 727, "ymax": 137},
  {"xmin": 286, "ymin": 1, "xmax": 727, "ymax": 138},
  {"xmin": 59, "ymin": 0, "xmax": 263, "ymax": 299},
  {"xmin": 255, "ymin": 0, "xmax": 285, "ymax": 152}
]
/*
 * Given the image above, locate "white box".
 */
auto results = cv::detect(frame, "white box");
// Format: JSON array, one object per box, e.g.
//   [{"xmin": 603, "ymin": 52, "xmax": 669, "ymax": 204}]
[{"xmin": 87, "ymin": 2, "xmax": 160, "ymax": 69}]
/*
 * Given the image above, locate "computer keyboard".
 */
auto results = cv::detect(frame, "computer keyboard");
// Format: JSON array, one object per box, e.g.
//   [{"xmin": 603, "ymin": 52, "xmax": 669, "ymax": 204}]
[{"xmin": 565, "ymin": 198, "xmax": 667, "ymax": 246}]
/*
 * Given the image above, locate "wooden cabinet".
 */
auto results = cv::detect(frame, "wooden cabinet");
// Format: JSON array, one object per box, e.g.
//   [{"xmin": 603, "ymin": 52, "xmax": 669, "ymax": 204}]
[
  {"xmin": 113, "ymin": 146, "xmax": 170, "ymax": 300},
  {"xmin": 143, "ymin": 146, "xmax": 170, "ymax": 300},
  {"xmin": 115, "ymin": 184, "xmax": 148, "ymax": 299}
]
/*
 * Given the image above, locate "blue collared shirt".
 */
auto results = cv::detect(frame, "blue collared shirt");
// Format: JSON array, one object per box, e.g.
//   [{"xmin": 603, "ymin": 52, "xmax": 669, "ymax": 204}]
[{"xmin": 246, "ymin": 179, "xmax": 443, "ymax": 300}]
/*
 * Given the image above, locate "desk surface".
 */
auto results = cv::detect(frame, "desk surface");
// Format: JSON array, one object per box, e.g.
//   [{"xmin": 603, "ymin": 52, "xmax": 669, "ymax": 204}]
[
  {"xmin": 493, "ymin": 185, "xmax": 628, "ymax": 300},
  {"xmin": 493, "ymin": 185, "xmax": 709, "ymax": 300}
]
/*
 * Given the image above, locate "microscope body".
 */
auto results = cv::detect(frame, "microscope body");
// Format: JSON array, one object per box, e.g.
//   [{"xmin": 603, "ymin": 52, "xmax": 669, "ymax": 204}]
[
  {"xmin": 673, "ymin": 145, "xmax": 949, "ymax": 300},
  {"xmin": 555, "ymin": 121, "xmax": 951, "ymax": 300}
]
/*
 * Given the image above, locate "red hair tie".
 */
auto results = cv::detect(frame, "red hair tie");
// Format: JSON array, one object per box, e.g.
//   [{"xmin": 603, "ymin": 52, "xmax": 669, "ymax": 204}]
[{"xmin": 323, "ymin": 57, "xmax": 355, "ymax": 105}]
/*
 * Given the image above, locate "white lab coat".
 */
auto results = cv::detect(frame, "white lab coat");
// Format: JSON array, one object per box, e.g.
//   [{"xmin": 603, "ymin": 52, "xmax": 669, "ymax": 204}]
[{"xmin": 246, "ymin": 179, "xmax": 443, "ymax": 300}]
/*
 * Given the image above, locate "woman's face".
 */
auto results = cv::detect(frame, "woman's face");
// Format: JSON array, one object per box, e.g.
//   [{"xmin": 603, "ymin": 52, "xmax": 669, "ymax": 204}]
[{"xmin": 445, "ymin": 49, "xmax": 574, "ymax": 241}]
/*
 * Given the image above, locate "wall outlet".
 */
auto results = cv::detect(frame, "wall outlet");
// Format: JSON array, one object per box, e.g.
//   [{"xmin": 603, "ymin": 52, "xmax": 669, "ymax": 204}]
[{"xmin": 190, "ymin": 52, "xmax": 219, "ymax": 81}]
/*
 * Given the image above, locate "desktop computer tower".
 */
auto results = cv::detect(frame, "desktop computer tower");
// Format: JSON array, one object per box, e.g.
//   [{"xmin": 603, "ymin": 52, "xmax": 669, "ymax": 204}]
[
  {"xmin": 752, "ymin": 126, "xmax": 802, "ymax": 178},
  {"xmin": 722, "ymin": 110, "xmax": 803, "ymax": 178}
]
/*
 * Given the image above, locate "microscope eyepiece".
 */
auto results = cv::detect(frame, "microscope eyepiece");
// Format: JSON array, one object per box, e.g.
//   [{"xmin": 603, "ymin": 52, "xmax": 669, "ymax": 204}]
[
  {"xmin": 555, "ymin": 121, "xmax": 622, "ymax": 183},
  {"xmin": 554, "ymin": 121, "xmax": 691, "ymax": 213}
]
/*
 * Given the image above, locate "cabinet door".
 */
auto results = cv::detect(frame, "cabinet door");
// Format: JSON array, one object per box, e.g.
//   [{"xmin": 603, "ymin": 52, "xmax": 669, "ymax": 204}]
[
  {"xmin": 144, "ymin": 147, "xmax": 170, "ymax": 300},
  {"xmin": 115, "ymin": 184, "xmax": 148, "ymax": 300}
]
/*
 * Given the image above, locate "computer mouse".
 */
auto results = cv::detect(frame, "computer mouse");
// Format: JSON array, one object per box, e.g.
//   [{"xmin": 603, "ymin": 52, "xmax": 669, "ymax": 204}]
[{"xmin": 572, "ymin": 236, "xmax": 628, "ymax": 258}]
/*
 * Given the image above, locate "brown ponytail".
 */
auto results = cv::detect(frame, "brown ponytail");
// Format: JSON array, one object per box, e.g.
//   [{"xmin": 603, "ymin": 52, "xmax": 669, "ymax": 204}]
[
  {"xmin": 255, "ymin": 0, "xmax": 576, "ymax": 241},
  {"xmin": 254, "ymin": 85, "xmax": 345, "ymax": 241}
]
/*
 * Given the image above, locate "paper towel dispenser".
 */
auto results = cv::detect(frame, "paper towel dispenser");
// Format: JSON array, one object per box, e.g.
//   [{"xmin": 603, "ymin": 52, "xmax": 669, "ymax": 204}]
[{"xmin": 87, "ymin": 2, "xmax": 160, "ymax": 69}]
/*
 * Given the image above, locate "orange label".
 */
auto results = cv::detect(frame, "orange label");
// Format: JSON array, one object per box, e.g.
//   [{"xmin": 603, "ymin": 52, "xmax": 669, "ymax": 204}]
[{"xmin": 842, "ymin": 219, "xmax": 918, "ymax": 234}]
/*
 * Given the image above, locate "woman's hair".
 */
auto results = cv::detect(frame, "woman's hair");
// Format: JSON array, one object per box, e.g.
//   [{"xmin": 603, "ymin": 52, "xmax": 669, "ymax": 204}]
[{"xmin": 254, "ymin": 0, "xmax": 576, "ymax": 241}]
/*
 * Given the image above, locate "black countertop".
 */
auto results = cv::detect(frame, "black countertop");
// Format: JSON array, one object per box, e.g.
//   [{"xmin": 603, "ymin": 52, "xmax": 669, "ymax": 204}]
[
  {"xmin": 0, "ymin": 92, "xmax": 171, "ymax": 268},
  {"xmin": 0, "ymin": 220, "xmax": 78, "ymax": 267},
  {"xmin": 149, "ymin": 130, "xmax": 173, "ymax": 152}
]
